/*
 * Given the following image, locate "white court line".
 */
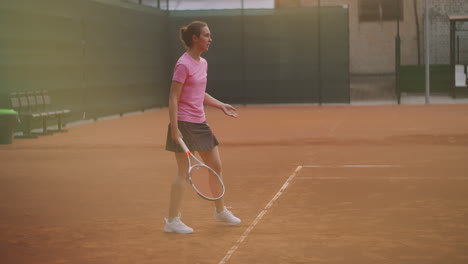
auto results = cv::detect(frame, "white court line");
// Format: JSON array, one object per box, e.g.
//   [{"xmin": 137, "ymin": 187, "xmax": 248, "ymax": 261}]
[
  {"xmin": 303, "ymin": 165, "xmax": 401, "ymax": 168},
  {"xmin": 218, "ymin": 164, "xmax": 398, "ymax": 263},
  {"xmin": 218, "ymin": 166, "xmax": 303, "ymax": 264},
  {"xmin": 219, "ymin": 164, "xmax": 467, "ymax": 263},
  {"xmin": 297, "ymin": 176, "xmax": 468, "ymax": 180}
]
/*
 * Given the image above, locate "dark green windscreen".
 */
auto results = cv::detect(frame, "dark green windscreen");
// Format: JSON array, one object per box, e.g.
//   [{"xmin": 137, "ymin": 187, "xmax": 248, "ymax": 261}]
[
  {"xmin": 169, "ymin": 7, "xmax": 349, "ymax": 104},
  {"xmin": 0, "ymin": 0, "xmax": 170, "ymax": 120},
  {"xmin": 1, "ymin": 3, "xmax": 349, "ymax": 128},
  {"xmin": 320, "ymin": 7, "xmax": 350, "ymax": 103}
]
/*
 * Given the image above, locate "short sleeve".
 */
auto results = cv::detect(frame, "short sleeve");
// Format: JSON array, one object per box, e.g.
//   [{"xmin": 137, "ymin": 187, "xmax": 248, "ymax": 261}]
[{"xmin": 173, "ymin": 64, "xmax": 188, "ymax": 84}]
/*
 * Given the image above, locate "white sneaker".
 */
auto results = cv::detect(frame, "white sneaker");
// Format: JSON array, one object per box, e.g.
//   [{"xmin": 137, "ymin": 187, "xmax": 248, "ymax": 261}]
[
  {"xmin": 164, "ymin": 214, "xmax": 193, "ymax": 234},
  {"xmin": 215, "ymin": 207, "xmax": 241, "ymax": 226}
]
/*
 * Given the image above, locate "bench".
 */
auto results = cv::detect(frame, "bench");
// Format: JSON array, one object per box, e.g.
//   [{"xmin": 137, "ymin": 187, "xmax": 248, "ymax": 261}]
[
  {"xmin": 9, "ymin": 90, "xmax": 70, "ymax": 138},
  {"xmin": 41, "ymin": 90, "xmax": 70, "ymax": 132}
]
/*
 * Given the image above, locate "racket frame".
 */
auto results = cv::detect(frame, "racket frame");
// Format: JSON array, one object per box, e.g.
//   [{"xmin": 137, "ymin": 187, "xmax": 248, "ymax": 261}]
[{"xmin": 178, "ymin": 138, "xmax": 225, "ymax": 201}]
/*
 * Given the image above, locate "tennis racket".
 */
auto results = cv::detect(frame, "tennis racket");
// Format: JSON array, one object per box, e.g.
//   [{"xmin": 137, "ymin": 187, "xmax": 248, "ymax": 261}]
[{"xmin": 178, "ymin": 137, "xmax": 225, "ymax": 201}]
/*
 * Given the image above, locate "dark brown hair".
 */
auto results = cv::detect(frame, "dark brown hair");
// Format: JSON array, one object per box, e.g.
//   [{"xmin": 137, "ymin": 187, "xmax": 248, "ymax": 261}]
[{"xmin": 179, "ymin": 21, "xmax": 208, "ymax": 49}]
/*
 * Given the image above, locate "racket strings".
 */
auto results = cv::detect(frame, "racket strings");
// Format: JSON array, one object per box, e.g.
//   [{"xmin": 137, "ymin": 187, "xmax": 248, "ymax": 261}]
[{"xmin": 190, "ymin": 165, "xmax": 224, "ymax": 200}]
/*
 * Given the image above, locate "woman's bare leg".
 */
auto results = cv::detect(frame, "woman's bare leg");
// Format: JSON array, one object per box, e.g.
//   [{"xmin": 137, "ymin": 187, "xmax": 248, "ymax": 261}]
[{"xmin": 168, "ymin": 152, "xmax": 189, "ymax": 220}]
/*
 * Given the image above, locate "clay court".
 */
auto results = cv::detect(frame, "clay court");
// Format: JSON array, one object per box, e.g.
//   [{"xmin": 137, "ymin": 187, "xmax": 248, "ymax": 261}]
[{"xmin": 1, "ymin": 104, "xmax": 468, "ymax": 264}]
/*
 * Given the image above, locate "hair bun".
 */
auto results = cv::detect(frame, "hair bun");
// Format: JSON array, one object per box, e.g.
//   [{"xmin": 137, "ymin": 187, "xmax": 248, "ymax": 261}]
[{"xmin": 179, "ymin": 21, "xmax": 208, "ymax": 49}]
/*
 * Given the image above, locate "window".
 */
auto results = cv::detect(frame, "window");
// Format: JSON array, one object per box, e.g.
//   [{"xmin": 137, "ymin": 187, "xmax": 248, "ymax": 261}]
[{"xmin": 359, "ymin": 0, "xmax": 403, "ymax": 22}]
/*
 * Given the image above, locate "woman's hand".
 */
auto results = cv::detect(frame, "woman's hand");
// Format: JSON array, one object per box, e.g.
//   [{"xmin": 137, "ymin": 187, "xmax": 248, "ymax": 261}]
[
  {"xmin": 171, "ymin": 127, "xmax": 182, "ymax": 142},
  {"xmin": 221, "ymin": 104, "xmax": 238, "ymax": 118},
  {"xmin": 204, "ymin": 93, "xmax": 238, "ymax": 118}
]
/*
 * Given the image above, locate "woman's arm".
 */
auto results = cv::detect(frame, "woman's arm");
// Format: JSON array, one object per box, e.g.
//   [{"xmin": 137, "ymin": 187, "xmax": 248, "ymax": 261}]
[
  {"xmin": 169, "ymin": 81, "xmax": 184, "ymax": 141},
  {"xmin": 204, "ymin": 93, "xmax": 238, "ymax": 118}
]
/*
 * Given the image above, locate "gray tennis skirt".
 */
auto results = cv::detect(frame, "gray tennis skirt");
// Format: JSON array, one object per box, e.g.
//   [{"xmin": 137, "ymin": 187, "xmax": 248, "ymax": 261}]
[{"xmin": 165, "ymin": 120, "xmax": 219, "ymax": 153}]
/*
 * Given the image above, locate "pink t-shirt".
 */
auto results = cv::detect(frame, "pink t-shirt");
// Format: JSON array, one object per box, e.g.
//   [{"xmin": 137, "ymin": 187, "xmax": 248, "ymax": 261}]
[{"xmin": 172, "ymin": 52, "xmax": 208, "ymax": 123}]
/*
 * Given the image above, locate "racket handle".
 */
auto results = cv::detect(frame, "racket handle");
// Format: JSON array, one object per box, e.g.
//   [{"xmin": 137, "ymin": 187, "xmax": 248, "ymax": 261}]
[{"xmin": 177, "ymin": 137, "xmax": 190, "ymax": 154}]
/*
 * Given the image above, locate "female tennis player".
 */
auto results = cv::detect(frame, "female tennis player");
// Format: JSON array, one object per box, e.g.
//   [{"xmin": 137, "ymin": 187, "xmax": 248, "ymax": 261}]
[{"xmin": 164, "ymin": 21, "xmax": 241, "ymax": 234}]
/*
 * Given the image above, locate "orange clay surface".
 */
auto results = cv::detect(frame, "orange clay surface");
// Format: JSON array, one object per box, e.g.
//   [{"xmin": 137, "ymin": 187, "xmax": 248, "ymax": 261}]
[{"xmin": 1, "ymin": 105, "xmax": 468, "ymax": 264}]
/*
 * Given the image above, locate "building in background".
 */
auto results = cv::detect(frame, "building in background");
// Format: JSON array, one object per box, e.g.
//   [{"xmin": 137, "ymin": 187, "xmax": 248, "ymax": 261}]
[{"xmin": 274, "ymin": 0, "xmax": 468, "ymax": 75}]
